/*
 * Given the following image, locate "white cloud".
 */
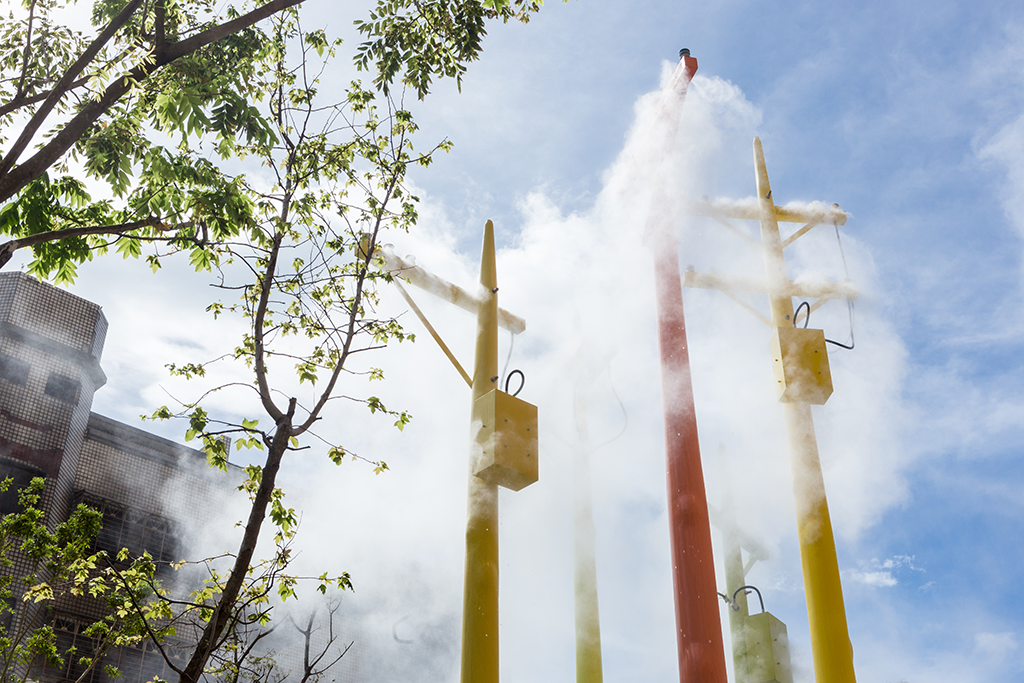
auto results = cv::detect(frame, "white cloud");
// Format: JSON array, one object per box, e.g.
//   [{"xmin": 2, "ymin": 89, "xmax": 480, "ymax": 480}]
[
  {"xmin": 880, "ymin": 555, "xmax": 924, "ymax": 572},
  {"xmin": 974, "ymin": 632, "xmax": 1018, "ymax": 659},
  {"xmin": 848, "ymin": 570, "xmax": 897, "ymax": 587},
  {"xmin": 847, "ymin": 556, "xmax": 924, "ymax": 588},
  {"xmin": 979, "ymin": 114, "xmax": 1024, "ymax": 242}
]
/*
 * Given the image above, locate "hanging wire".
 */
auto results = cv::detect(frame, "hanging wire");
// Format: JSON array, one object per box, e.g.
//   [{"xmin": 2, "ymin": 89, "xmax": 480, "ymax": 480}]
[
  {"xmin": 573, "ymin": 358, "xmax": 629, "ymax": 451},
  {"xmin": 500, "ymin": 328, "xmax": 515, "ymax": 388},
  {"xmin": 828, "ymin": 301, "xmax": 856, "ymax": 350},
  {"xmin": 788, "ymin": 219, "xmax": 855, "ymax": 350},
  {"xmin": 834, "ymin": 221, "xmax": 851, "ymax": 280},
  {"xmin": 592, "ymin": 374, "xmax": 629, "ymax": 451},
  {"xmin": 830, "ymin": 219, "xmax": 856, "ymax": 350}
]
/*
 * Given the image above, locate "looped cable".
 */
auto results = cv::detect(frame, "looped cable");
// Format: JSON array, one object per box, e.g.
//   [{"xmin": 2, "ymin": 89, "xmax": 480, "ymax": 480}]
[
  {"xmin": 500, "ymin": 328, "xmax": 516, "ymax": 389},
  {"xmin": 504, "ymin": 369, "xmax": 525, "ymax": 397}
]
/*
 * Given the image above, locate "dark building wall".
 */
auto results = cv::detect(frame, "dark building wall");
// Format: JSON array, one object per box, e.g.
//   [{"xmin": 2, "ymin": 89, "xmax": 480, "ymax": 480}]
[
  {"xmin": 0, "ymin": 272, "xmax": 107, "ymax": 524},
  {"xmin": 79, "ymin": 412, "xmax": 239, "ymax": 526},
  {"xmin": 0, "ymin": 273, "xmax": 244, "ymax": 683}
]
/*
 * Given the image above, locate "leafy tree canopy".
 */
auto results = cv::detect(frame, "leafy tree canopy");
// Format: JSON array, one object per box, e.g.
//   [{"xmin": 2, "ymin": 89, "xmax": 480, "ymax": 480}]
[
  {"xmin": 0, "ymin": 0, "xmax": 551, "ymax": 282},
  {"xmin": 0, "ymin": 1, "xmax": 561, "ymax": 681}
]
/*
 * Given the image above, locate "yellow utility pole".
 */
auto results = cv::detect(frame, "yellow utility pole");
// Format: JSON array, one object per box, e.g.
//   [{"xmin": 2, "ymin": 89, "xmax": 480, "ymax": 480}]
[
  {"xmin": 570, "ymin": 339, "xmax": 609, "ymax": 683},
  {"xmin": 378, "ymin": 221, "xmax": 536, "ymax": 683},
  {"xmin": 683, "ymin": 139, "xmax": 858, "ymax": 683},
  {"xmin": 462, "ymin": 220, "xmax": 502, "ymax": 683}
]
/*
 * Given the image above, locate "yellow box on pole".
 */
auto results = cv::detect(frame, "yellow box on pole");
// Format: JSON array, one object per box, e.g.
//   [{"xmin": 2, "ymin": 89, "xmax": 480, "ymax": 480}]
[
  {"xmin": 744, "ymin": 612, "xmax": 793, "ymax": 683},
  {"xmin": 769, "ymin": 326, "xmax": 833, "ymax": 405},
  {"xmin": 474, "ymin": 388, "xmax": 538, "ymax": 491}
]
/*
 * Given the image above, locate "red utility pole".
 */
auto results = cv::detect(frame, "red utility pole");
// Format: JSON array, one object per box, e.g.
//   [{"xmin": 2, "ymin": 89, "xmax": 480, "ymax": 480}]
[{"xmin": 645, "ymin": 50, "xmax": 728, "ymax": 683}]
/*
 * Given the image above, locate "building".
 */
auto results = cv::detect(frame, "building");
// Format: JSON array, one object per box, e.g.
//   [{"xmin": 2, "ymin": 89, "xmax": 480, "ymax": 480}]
[{"xmin": 0, "ymin": 271, "xmax": 236, "ymax": 683}]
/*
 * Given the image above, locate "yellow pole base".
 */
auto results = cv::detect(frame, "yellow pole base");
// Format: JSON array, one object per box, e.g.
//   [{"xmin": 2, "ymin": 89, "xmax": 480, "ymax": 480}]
[{"xmin": 784, "ymin": 402, "xmax": 856, "ymax": 683}]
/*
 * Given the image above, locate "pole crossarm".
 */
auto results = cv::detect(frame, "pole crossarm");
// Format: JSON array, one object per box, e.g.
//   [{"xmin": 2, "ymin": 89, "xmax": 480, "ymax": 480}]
[
  {"xmin": 686, "ymin": 198, "xmax": 848, "ymax": 227},
  {"xmin": 682, "ymin": 270, "xmax": 859, "ymax": 301},
  {"xmin": 707, "ymin": 502, "xmax": 771, "ymax": 568},
  {"xmin": 392, "ymin": 278, "xmax": 473, "ymax": 387},
  {"xmin": 380, "ymin": 247, "xmax": 527, "ymax": 335},
  {"xmin": 781, "ymin": 221, "xmax": 819, "ymax": 249},
  {"xmin": 712, "ymin": 215, "xmax": 761, "ymax": 247}
]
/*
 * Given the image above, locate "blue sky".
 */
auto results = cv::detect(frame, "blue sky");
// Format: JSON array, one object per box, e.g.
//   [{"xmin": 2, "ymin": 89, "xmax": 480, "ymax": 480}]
[
  {"xmin": 386, "ymin": 3, "xmax": 1024, "ymax": 678},
  {"xmin": 45, "ymin": 0, "xmax": 1024, "ymax": 681}
]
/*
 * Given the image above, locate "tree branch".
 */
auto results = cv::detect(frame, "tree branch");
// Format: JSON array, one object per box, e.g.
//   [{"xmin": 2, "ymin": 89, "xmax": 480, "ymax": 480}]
[
  {"xmin": 0, "ymin": 218, "xmax": 195, "ymax": 269},
  {"xmin": 0, "ymin": 0, "xmax": 306, "ymax": 204},
  {"xmin": 254, "ymin": 231, "xmax": 285, "ymax": 422},
  {"xmin": 297, "ymin": 170, "xmax": 401, "ymax": 435},
  {"xmin": 156, "ymin": 0, "xmax": 167, "ymax": 52},
  {"xmin": 102, "ymin": 556, "xmax": 187, "ymax": 678},
  {"xmin": 0, "ymin": 76, "xmax": 92, "ymax": 118},
  {"xmin": 14, "ymin": 0, "xmax": 39, "ymax": 102},
  {"xmin": 0, "ymin": 0, "xmax": 145, "ymax": 178}
]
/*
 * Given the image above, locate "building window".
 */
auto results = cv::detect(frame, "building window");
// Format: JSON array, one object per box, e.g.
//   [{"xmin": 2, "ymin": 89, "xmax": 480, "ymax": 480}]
[
  {"xmin": 0, "ymin": 597, "xmax": 14, "ymax": 634},
  {"xmin": 0, "ymin": 354, "xmax": 29, "ymax": 386},
  {"xmin": 42, "ymin": 612, "xmax": 183, "ymax": 683},
  {"xmin": 0, "ymin": 460, "xmax": 45, "ymax": 515},
  {"xmin": 45, "ymin": 372, "xmax": 79, "ymax": 404},
  {"xmin": 73, "ymin": 492, "xmax": 181, "ymax": 569}
]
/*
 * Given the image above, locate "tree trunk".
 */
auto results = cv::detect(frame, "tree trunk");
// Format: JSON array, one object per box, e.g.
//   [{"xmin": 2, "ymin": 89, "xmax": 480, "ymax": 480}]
[{"xmin": 178, "ymin": 401, "xmax": 295, "ymax": 683}]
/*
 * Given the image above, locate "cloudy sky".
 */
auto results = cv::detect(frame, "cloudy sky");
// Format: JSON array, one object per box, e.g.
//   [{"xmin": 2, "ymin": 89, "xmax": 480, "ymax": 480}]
[{"xmin": 33, "ymin": 0, "xmax": 1024, "ymax": 681}]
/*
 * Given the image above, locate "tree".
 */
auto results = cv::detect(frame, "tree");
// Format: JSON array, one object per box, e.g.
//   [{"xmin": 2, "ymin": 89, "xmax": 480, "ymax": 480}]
[
  {"xmin": 0, "ymin": 478, "xmax": 351, "ymax": 683},
  {"xmin": 201, "ymin": 593, "xmax": 353, "ymax": 683},
  {"xmin": 0, "ymin": 0, "xmax": 549, "ymax": 282},
  {"xmin": 0, "ymin": 477, "xmax": 166, "ymax": 683},
  {"xmin": 0, "ymin": 1, "xmax": 560, "ymax": 681},
  {"xmin": 0, "ymin": 0, "xmax": 305, "ymax": 280},
  {"xmin": 138, "ymin": 13, "xmax": 430, "ymax": 679}
]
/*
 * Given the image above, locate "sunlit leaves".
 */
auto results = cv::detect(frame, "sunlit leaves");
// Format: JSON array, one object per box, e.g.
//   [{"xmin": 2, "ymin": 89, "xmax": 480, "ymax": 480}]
[
  {"xmin": 354, "ymin": 0, "xmax": 548, "ymax": 98},
  {"xmin": 234, "ymin": 418, "xmax": 265, "ymax": 453},
  {"xmin": 0, "ymin": 477, "xmax": 166, "ymax": 679}
]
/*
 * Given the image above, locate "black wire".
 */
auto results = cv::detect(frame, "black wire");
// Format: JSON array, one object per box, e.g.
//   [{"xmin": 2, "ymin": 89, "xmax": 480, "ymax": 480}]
[
  {"xmin": 826, "ymin": 335, "xmax": 855, "ymax": 350},
  {"xmin": 733, "ymin": 585, "xmax": 765, "ymax": 615},
  {"xmin": 593, "ymin": 368, "xmax": 629, "ymax": 450},
  {"xmin": 825, "ymin": 298, "xmax": 856, "ymax": 349},
  {"xmin": 504, "ymin": 369, "xmax": 524, "ymax": 397},
  {"xmin": 834, "ymin": 222, "xmax": 851, "ymax": 280},
  {"xmin": 794, "ymin": 301, "xmax": 810, "ymax": 329},
  {"xmin": 793, "ymin": 299, "xmax": 856, "ymax": 350}
]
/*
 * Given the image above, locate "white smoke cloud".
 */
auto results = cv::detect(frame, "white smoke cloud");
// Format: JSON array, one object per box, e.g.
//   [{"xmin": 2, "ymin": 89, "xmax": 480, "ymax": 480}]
[
  {"xmin": 269, "ymin": 66, "xmax": 913, "ymax": 682},
  {"xmin": 847, "ymin": 555, "xmax": 924, "ymax": 587},
  {"xmin": 62, "ymin": 59, "xmax": 917, "ymax": 683}
]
